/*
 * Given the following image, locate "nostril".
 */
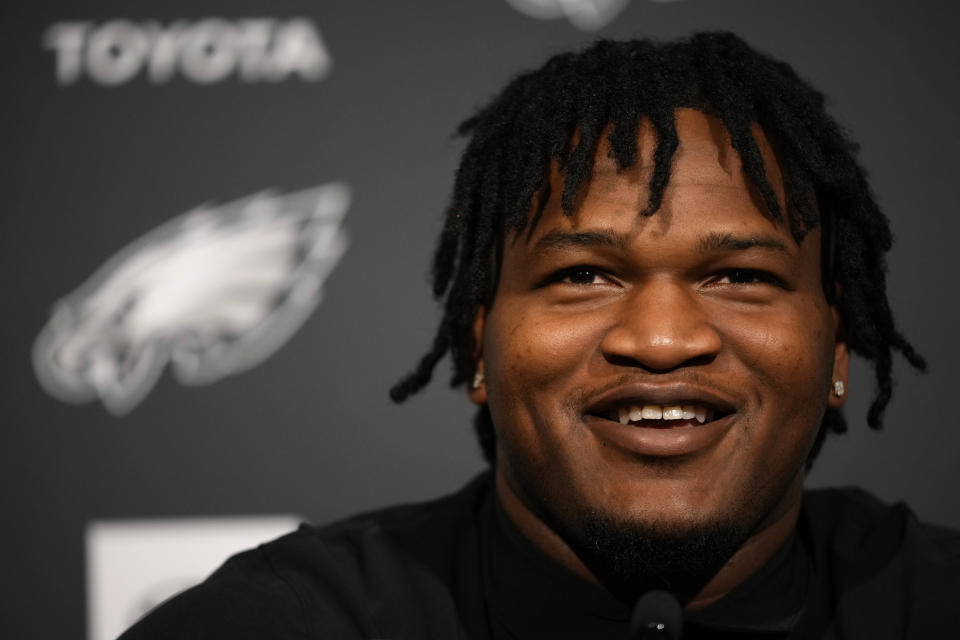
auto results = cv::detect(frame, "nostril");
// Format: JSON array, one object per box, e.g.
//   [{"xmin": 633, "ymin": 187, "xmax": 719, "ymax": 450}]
[{"xmin": 603, "ymin": 352, "xmax": 718, "ymax": 372}]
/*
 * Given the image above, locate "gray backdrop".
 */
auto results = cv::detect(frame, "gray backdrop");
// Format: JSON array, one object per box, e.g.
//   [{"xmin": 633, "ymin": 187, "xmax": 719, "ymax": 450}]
[{"xmin": 3, "ymin": 1, "xmax": 958, "ymax": 638}]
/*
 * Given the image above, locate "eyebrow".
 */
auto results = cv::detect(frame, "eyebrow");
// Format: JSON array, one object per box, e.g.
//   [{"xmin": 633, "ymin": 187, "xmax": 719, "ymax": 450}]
[
  {"xmin": 532, "ymin": 229, "xmax": 628, "ymax": 255},
  {"xmin": 697, "ymin": 232, "xmax": 790, "ymax": 254},
  {"xmin": 532, "ymin": 229, "xmax": 790, "ymax": 257}
]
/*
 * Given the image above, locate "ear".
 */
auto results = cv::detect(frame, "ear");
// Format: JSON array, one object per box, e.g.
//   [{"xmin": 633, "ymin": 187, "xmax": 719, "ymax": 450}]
[
  {"xmin": 828, "ymin": 304, "xmax": 850, "ymax": 410},
  {"xmin": 468, "ymin": 306, "xmax": 487, "ymax": 405}
]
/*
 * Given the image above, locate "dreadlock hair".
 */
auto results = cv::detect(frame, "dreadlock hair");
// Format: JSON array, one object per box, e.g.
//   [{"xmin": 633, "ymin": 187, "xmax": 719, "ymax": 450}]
[{"xmin": 389, "ymin": 31, "xmax": 926, "ymax": 467}]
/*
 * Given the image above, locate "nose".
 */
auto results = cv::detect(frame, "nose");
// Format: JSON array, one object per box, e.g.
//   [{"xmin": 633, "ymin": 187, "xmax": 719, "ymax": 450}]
[{"xmin": 600, "ymin": 279, "xmax": 722, "ymax": 372}]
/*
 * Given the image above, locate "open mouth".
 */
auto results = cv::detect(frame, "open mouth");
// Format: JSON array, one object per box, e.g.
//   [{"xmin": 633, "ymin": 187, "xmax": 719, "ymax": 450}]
[
  {"xmin": 583, "ymin": 390, "xmax": 737, "ymax": 456},
  {"xmin": 588, "ymin": 403, "xmax": 732, "ymax": 428}
]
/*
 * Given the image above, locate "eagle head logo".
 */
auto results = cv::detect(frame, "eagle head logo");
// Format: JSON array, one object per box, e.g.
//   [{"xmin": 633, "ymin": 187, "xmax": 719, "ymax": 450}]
[{"xmin": 33, "ymin": 184, "xmax": 350, "ymax": 415}]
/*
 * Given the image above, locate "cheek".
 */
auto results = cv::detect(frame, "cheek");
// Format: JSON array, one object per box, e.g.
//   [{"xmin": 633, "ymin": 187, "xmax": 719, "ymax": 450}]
[
  {"xmin": 483, "ymin": 305, "xmax": 605, "ymax": 457},
  {"xmin": 487, "ymin": 306, "xmax": 603, "ymax": 393},
  {"xmin": 724, "ymin": 300, "xmax": 833, "ymax": 390},
  {"xmin": 720, "ymin": 302, "xmax": 834, "ymax": 456}
]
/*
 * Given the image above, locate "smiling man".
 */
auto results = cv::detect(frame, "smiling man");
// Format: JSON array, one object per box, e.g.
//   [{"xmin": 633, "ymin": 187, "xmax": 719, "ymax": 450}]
[
  {"xmin": 121, "ymin": 33, "xmax": 958, "ymax": 640},
  {"xmin": 470, "ymin": 108, "xmax": 845, "ymax": 612}
]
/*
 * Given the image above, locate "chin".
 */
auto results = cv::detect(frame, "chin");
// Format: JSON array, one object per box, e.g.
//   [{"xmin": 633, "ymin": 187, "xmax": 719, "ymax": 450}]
[{"xmin": 570, "ymin": 505, "xmax": 751, "ymax": 604}]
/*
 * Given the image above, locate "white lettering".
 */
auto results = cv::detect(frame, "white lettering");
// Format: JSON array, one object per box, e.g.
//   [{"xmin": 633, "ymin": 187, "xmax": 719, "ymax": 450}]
[
  {"xmin": 42, "ymin": 22, "xmax": 91, "ymax": 85},
  {"xmin": 86, "ymin": 20, "xmax": 150, "ymax": 85},
  {"xmin": 42, "ymin": 17, "xmax": 332, "ymax": 87},
  {"xmin": 146, "ymin": 21, "xmax": 188, "ymax": 84},
  {"xmin": 235, "ymin": 19, "xmax": 274, "ymax": 82},
  {"xmin": 266, "ymin": 18, "xmax": 331, "ymax": 82},
  {"xmin": 180, "ymin": 19, "xmax": 237, "ymax": 84}
]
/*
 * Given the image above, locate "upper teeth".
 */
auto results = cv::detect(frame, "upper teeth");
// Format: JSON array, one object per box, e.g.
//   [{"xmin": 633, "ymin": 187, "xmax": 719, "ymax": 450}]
[{"xmin": 617, "ymin": 405, "xmax": 712, "ymax": 425}]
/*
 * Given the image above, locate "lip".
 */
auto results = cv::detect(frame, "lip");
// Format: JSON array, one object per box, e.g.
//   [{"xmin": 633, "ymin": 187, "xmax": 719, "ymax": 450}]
[
  {"xmin": 583, "ymin": 382, "xmax": 738, "ymax": 457},
  {"xmin": 585, "ymin": 412, "xmax": 735, "ymax": 457},
  {"xmin": 584, "ymin": 381, "xmax": 738, "ymax": 418}
]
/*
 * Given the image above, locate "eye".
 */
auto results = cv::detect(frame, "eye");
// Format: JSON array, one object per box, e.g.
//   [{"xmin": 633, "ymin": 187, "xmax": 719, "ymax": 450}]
[
  {"xmin": 538, "ymin": 266, "xmax": 611, "ymax": 288},
  {"xmin": 563, "ymin": 267, "xmax": 604, "ymax": 285},
  {"xmin": 711, "ymin": 269, "xmax": 782, "ymax": 287}
]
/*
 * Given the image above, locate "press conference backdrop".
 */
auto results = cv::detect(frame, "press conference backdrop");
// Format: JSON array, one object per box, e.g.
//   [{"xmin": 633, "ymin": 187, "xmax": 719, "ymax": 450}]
[{"xmin": 2, "ymin": 1, "xmax": 958, "ymax": 637}]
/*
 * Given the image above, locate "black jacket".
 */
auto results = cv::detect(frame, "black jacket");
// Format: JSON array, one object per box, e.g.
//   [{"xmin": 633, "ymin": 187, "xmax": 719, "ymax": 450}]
[{"xmin": 120, "ymin": 473, "xmax": 960, "ymax": 639}]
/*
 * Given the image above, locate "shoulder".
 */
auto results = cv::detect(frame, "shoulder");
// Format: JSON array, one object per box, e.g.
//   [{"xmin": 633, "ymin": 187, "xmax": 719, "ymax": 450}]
[
  {"xmin": 117, "ymin": 541, "xmax": 312, "ymax": 639},
  {"xmin": 802, "ymin": 486, "xmax": 960, "ymax": 567},
  {"xmin": 801, "ymin": 487, "xmax": 960, "ymax": 636},
  {"xmin": 120, "ymin": 472, "xmax": 493, "ymax": 640}
]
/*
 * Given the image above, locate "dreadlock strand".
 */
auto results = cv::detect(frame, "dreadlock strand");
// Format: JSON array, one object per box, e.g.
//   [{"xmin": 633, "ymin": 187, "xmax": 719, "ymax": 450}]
[
  {"xmin": 644, "ymin": 105, "xmax": 680, "ymax": 216},
  {"xmin": 389, "ymin": 324, "xmax": 451, "ymax": 402}
]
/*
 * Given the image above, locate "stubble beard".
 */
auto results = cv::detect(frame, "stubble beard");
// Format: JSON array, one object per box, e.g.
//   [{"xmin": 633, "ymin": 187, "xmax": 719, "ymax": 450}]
[
  {"xmin": 505, "ymin": 455, "xmax": 757, "ymax": 606},
  {"xmin": 572, "ymin": 507, "xmax": 751, "ymax": 605},
  {"xmin": 498, "ymin": 396, "xmax": 779, "ymax": 606}
]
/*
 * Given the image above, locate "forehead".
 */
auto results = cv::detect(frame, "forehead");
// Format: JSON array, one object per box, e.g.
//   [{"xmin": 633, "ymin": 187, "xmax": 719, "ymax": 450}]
[{"xmin": 521, "ymin": 109, "xmax": 789, "ymax": 242}]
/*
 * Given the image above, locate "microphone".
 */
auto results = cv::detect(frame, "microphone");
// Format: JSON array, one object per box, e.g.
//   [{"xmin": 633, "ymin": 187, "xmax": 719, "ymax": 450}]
[{"xmin": 629, "ymin": 590, "xmax": 683, "ymax": 640}]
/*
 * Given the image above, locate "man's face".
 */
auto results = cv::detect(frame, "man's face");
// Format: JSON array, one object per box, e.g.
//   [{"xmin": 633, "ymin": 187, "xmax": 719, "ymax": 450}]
[{"xmin": 473, "ymin": 110, "xmax": 848, "ymax": 578}]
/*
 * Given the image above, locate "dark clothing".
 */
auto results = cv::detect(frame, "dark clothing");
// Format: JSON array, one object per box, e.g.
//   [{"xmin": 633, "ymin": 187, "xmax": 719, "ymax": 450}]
[{"xmin": 120, "ymin": 473, "xmax": 960, "ymax": 639}]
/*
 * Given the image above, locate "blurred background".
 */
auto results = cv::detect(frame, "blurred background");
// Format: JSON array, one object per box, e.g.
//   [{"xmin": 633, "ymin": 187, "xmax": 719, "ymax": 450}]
[{"xmin": 2, "ymin": 1, "xmax": 958, "ymax": 637}]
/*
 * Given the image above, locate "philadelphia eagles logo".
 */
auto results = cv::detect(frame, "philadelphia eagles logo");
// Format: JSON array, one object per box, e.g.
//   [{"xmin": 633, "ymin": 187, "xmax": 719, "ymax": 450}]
[
  {"xmin": 33, "ymin": 184, "xmax": 350, "ymax": 415},
  {"xmin": 503, "ymin": 0, "xmax": 632, "ymax": 31}
]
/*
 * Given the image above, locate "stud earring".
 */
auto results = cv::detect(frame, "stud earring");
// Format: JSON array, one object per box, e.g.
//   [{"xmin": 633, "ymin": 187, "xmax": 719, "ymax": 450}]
[
  {"xmin": 472, "ymin": 371, "xmax": 485, "ymax": 390},
  {"xmin": 833, "ymin": 380, "xmax": 845, "ymax": 397}
]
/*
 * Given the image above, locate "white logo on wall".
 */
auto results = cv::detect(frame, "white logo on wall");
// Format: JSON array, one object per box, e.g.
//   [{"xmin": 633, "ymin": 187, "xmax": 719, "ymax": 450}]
[
  {"xmin": 43, "ymin": 17, "xmax": 331, "ymax": 86},
  {"xmin": 87, "ymin": 516, "xmax": 300, "ymax": 640},
  {"xmin": 33, "ymin": 184, "xmax": 350, "ymax": 415},
  {"xmin": 505, "ymin": 0, "xmax": 682, "ymax": 31}
]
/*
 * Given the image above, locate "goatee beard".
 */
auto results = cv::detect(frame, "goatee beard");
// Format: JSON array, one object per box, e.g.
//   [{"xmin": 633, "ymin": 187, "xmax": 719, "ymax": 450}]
[{"xmin": 575, "ymin": 510, "xmax": 749, "ymax": 604}]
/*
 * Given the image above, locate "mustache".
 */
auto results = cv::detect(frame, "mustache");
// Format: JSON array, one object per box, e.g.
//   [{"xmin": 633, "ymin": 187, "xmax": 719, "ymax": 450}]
[{"xmin": 569, "ymin": 372, "xmax": 740, "ymax": 409}]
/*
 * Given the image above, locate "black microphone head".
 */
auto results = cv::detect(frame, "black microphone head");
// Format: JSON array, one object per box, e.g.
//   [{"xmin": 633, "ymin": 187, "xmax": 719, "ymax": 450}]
[{"xmin": 629, "ymin": 590, "xmax": 683, "ymax": 640}]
